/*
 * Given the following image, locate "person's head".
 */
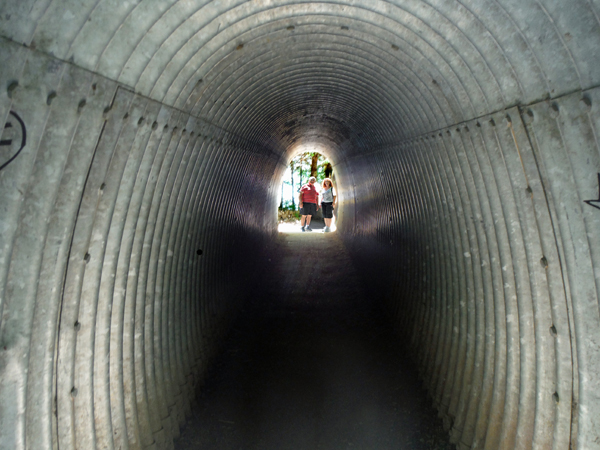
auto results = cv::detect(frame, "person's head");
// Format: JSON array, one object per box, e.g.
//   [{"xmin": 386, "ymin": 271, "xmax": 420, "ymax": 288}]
[
  {"xmin": 322, "ymin": 178, "xmax": 333, "ymax": 189},
  {"xmin": 308, "ymin": 176, "xmax": 316, "ymax": 184}
]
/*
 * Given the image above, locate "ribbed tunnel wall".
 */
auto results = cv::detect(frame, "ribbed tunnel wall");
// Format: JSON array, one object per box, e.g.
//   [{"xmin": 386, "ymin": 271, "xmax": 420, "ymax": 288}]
[{"xmin": 1, "ymin": 1, "xmax": 599, "ymax": 449}]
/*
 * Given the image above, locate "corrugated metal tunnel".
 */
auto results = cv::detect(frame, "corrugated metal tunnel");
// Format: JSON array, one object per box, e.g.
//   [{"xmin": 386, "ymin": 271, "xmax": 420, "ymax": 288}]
[{"xmin": 1, "ymin": 1, "xmax": 599, "ymax": 449}]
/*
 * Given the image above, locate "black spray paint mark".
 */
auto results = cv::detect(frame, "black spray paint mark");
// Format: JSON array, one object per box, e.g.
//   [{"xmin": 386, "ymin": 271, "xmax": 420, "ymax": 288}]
[
  {"xmin": 0, "ymin": 111, "xmax": 27, "ymax": 171},
  {"xmin": 584, "ymin": 173, "xmax": 600, "ymax": 211}
]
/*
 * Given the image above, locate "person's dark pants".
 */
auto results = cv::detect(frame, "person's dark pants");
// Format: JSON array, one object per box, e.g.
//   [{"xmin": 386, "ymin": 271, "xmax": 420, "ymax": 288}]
[
  {"xmin": 302, "ymin": 202, "xmax": 317, "ymax": 216},
  {"xmin": 321, "ymin": 202, "xmax": 333, "ymax": 218}
]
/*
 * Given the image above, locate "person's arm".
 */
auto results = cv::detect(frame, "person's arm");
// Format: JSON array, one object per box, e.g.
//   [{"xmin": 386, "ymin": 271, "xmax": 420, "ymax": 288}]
[
  {"xmin": 298, "ymin": 190, "xmax": 303, "ymax": 208},
  {"xmin": 333, "ymin": 193, "xmax": 337, "ymax": 208}
]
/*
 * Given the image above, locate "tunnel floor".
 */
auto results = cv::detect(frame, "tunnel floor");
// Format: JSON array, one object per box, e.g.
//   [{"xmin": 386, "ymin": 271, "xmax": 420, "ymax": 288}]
[{"xmin": 174, "ymin": 231, "xmax": 454, "ymax": 450}]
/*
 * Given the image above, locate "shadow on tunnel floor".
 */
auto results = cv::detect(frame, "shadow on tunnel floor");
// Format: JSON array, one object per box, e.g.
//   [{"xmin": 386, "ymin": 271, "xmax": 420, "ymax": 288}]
[{"xmin": 174, "ymin": 233, "xmax": 454, "ymax": 450}]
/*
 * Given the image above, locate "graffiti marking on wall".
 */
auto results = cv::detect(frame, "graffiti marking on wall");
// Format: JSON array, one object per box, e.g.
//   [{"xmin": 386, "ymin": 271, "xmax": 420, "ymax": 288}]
[
  {"xmin": 0, "ymin": 111, "xmax": 27, "ymax": 171},
  {"xmin": 584, "ymin": 173, "xmax": 600, "ymax": 211}
]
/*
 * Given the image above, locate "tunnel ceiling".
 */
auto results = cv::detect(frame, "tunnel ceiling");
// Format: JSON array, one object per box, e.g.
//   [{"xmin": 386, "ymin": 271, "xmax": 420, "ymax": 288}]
[{"xmin": 3, "ymin": 0, "xmax": 599, "ymax": 160}]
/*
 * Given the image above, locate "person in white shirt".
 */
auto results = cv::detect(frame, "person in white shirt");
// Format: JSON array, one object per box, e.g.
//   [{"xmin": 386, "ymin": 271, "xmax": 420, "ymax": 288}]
[{"xmin": 319, "ymin": 178, "xmax": 336, "ymax": 232}]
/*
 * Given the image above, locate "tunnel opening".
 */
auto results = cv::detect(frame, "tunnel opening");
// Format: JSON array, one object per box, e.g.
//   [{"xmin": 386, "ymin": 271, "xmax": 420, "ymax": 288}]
[
  {"xmin": 278, "ymin": 148, "xmax": 336, "ymax": 232},
  {"xmin": 1, "ymin": 1, "xmax": 600, "ymax": 450}
]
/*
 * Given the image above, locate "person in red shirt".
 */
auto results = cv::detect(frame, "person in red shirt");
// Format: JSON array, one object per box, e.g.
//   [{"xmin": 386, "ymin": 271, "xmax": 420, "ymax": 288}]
[{"xmin": 298, "ymin": 176, "xmax": 319, "ymax": 232}]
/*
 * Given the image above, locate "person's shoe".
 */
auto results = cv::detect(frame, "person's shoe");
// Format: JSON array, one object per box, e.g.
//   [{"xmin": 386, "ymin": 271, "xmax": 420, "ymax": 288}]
[
  {"xmin": 324, "ymin": 226, "xmax": 331, "ymax": 232},
  {"xmin": 306, "ymin": 225, "xmax": 313, "ymax": 232},
  {"xmin": 301, "ymin": 226, "xmax": 305, "ymax": 232}
]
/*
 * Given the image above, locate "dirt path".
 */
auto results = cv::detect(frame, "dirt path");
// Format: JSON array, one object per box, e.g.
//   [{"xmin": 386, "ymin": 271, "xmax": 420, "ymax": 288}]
[{"xmin": 174, "ymin": 232, "xmax": 453, "ymax": 450}]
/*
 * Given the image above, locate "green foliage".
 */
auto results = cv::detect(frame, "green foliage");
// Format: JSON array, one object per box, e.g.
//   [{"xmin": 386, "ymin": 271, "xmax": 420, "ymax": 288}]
[
  {"xmin": 279, "ymin": 200, "xmax": 299, "ymax": 211},
  {"xmin": 278, "ymin": 200, "xmax": 300, "ymax": 222},
  {"xmin": 288, "ymin": 152, "xmax": 331, "ymax": 189},
  {"xmin": 279, "ymin": 151, "xmax": 332, "ymax": 208}
]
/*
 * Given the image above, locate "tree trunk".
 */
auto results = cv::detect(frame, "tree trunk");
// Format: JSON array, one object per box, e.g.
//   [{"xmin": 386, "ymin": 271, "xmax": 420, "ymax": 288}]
[
  {"xmin": 290, "ymin": 160, "xmax": 295, "ymax": 207},
  {"xmin": 310, "ymin": 153, "xmax": 319, "ymax": 177},
  {"xmin": 280, "ymin": 180, "xmax": 283, "ymax": 208}
]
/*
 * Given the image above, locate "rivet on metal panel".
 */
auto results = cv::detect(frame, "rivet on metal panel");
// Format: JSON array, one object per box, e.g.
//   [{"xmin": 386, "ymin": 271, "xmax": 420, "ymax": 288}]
[
  {"xmin": 100, "ymin": 182, "xmax": 106, "ymax": 191},
  {"xmin": 489, "ymin": 118, "xmax": 496, "ymax": 127},
  {"xmin": 196, "ymin": 249, "xmax": 203, "ymax": 256},
  {"xmin": 504, "ymin": 114, "xmax": 512, "ymax": 127},
  {"xmin": 550, "ymin": 102, "xmax": 560, "ymax": 118},
  {"xmin": 522, "ymin": 109, "xmax": 534, "ymax": 125},
  {"xmin": 456, "ymin": 128, "xmax": 460, "ymax": 132},
  {"xmin": 163, "ymin": 124, "xmax": 169, "ymax": 131},
  {"xmin": 7, "ymin": 81, "xmax": 18, "ymax": 98},
  {"xmin": 74, "ymin": 321, "xmax": 81, "ymax": 331},
  {"xmin": 341, "ymin": 26, "xmax": 349, "ymax": 30},
  {"xmin": 84, "ymin": 252, "xmax": 91, "ymax": 263},
  {"xmin": 77, "ymin": 99, "xmax": 86, "ymax": 112},
  {"xmin": 152, "ymin": 121, "xmax": 158, "ymax": 130},
  {"xmin": 138, "ymin": 117, "xmax": 144, "ymax": 126},
  {"xmin": 47, "ymin": 91, "xmax": 57, "ymax": 105},
  {"xmin": 526, "ymin": 185, "xmax": 533, "ymax": 194},
  {"xmin": 550, "ymin": 325, "xmax": 558, "ymax": 336},
  {"xmin": 71, "ymin": 387, "xmax": 78, "ymax": 398},
  {"xmin": 123, "ymin": 112, "xmax": 129, "ymax": 120},
  {"xmin": 103, "ymin": 106, "xmax": 111, "ymax": 116},
  {"xmin": 92, "ymin": 83, "xmax": 97, "ymax": 91},
  {"xmin": 446, "ymin": 130, "xmax": 451, "ymax": 135},
  {"xmin": 464, "ymin": 126, "xmax": 469, "ymax": 132},
  {"xmin": 540, "ymin": 256, "xmax": 548, "ymax": 268},
  {"xmin": 236, "ymin": 44, "xmax": 244, "ymax": 50},
  {"xmin": 581, "ymin": 96, "xmax": 592, "ymax": 112},
  {"xmin": 287, "ymin": 25, "xmax": 295, "ymax": 30},
  {"xmin": 553, "ymin": 392, "xmax": 560, "ymax": 403},
  {"xmin": 391, "ymin": 44, "xmax": 399, "ymax": 50}
]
